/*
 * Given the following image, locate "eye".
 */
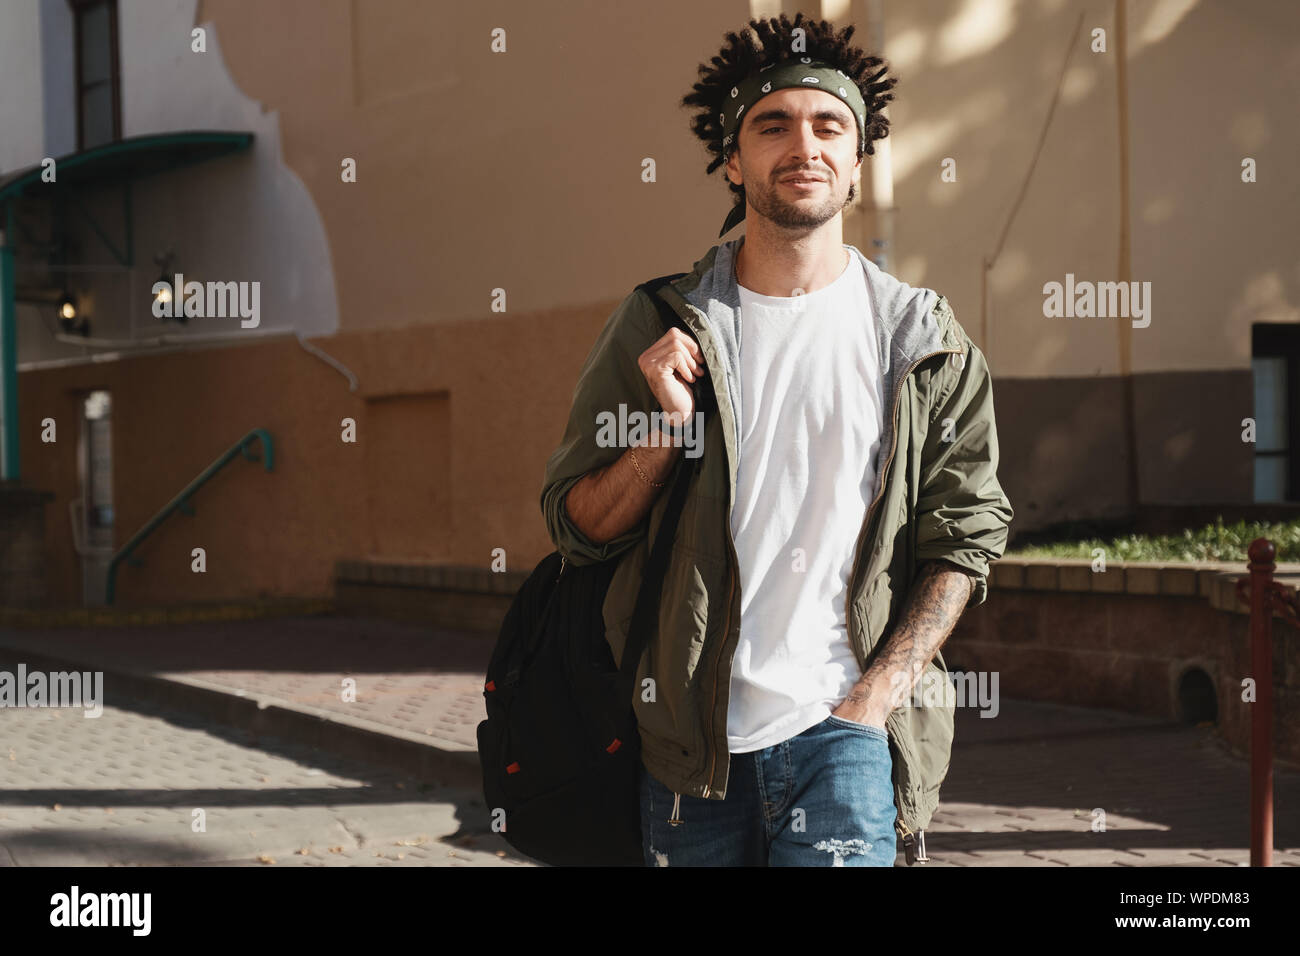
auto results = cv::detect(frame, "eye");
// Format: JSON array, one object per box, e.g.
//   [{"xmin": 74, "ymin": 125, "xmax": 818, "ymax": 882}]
[{"xmin": 760, "ymin": 126, "xmax": 843, "ymax": 135}]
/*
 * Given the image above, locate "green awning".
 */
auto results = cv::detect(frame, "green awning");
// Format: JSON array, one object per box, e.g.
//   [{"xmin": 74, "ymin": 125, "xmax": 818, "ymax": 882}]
[{"xmin": 0, "ymin": 130, "xmax": 254, "ymax": 202}]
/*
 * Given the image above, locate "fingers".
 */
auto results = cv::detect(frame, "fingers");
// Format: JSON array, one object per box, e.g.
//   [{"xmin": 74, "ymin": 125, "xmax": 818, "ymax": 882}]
[
  {"xmin": 665, "ymin": 327, "xmax": 704, "ymax": 365},
  {"xmin": 657, "ymin": 330, "xmax": 704, "ymax": 378},
  {"xmin": 639, "ymin": 329, "xmax": 705, "ymax": 382},
  {"xmin": 668, "ymin": 349, "xmax": 696, "ymax": 383}
]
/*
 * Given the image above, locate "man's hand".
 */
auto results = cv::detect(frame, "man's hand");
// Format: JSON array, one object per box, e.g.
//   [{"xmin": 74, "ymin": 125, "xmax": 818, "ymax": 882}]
[
  {"xmin": 638, "ymin": 327, "xmax": 703, "ymax": 425},
  {"xmin": 832, "ymin": 561, "xmax": 977, "ymax": 729},
  {"xmin": 831, "ymin": 685, "xmax": 893, "ymax": 730},
  {"xmin": 561, "ymin": 328, "xmax": 707, "ymax": 546}
]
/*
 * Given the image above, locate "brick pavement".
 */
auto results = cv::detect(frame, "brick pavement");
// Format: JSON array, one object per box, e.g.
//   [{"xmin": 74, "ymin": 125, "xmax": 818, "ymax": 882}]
[
  {"xmin": 0, "ymin": 651, "xmax": 532, "ymax": 867},
  {"xmin": 0, "ymin": 617, "xmax": 485, "ymax": 753},
  {"xmin": 1, "ymin": 616, "xmax": 1297, "ymax": 866}
]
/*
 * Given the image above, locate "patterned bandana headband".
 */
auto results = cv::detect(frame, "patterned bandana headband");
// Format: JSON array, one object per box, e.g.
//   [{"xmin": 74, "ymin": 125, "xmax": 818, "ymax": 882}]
[{"xmin": 717, "ymin": 57, "xmax": 868, "ymax": 237}]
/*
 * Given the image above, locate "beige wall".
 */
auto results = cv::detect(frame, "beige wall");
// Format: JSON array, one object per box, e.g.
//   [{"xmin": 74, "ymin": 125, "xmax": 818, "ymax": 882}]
[
  {"xmin": 1126, "ymin": 0, "xmax": 1300, "ymax": 371},
  {"xmin": 197, "ymin": 0, "xmax": 755, "ymax": 330},
  {"xmin": 877, "ymin": 0, "xmax": 1298, "ymax": 520},
  {"xmin": 874, "ymin": 0, "xmax": 1300, "ymax": 377},
  {"xmin": 885, "ymin": 0, "xmax": 1122, "ymax": 374}
]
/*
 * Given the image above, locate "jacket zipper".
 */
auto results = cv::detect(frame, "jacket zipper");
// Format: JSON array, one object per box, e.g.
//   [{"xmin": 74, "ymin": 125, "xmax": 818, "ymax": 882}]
[
  {"xmin": 897, "ymin": 817, "xmax": 930, "ymax": 863},
  {"xmin": 703, "ymin": 525, "xmax": 740, "ymax": 797},
  {"xmin": 666, "ymin": 287, "xmax": 735, "ymax": 800}
]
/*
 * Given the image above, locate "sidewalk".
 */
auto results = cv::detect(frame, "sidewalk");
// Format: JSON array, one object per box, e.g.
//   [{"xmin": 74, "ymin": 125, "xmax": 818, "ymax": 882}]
[{"xmin": 1, "ymin": 615, "xmax": 1297, "ymax": 866}]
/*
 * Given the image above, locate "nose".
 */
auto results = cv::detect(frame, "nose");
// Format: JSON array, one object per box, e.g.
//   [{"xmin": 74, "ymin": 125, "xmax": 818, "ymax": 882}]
[{"xmin": 786, "ymin": 120, "xmax": 824, "ymax": 168}]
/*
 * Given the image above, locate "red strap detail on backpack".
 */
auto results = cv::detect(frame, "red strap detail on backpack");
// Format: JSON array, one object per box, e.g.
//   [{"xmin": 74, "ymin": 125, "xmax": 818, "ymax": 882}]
[
  {"xmin": 606, "ymin": 738, "xmax": 622, "ymax": 754},
  {"xmin": 485, "ymin": 680, "xmax": 496, "ymax": 692},
  {"xmin": 506, "ymin": 761, "xmax": 521, "ymax": 774}
]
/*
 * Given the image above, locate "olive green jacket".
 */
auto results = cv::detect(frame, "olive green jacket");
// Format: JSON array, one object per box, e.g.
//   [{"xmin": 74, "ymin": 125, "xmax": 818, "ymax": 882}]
[{"xmin": 541, "ymin": 237, "xmax": 1013, "ymax": 839}]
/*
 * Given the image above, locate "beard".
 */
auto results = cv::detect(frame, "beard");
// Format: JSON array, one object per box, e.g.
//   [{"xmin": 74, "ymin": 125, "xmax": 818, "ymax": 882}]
[{"xmin": 744, "ymin": 173, "xmax": 853, "ymax": 230}]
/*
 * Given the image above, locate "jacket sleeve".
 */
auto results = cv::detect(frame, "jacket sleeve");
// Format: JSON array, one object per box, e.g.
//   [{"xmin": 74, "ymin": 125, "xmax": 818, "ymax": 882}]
[
  {"xmin": 540, "ymin": 287, "xmax": 667, "ymax": 566},
  {"xmin": 913, "ymin": 307, "xmax": 1015, "ymax": 610}
]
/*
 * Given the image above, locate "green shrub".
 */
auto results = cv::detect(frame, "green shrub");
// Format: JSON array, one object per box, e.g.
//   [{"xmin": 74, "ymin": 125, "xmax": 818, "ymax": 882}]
[{"xmin": 1005, "ymin": 516, "xmax": 1300, "ymax": 563}]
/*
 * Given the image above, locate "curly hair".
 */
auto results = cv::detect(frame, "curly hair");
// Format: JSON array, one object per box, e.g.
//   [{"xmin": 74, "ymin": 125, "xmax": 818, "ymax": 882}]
[{"xmin": 681, "ymin": 12, "xmax": 896, "ymax": 213}]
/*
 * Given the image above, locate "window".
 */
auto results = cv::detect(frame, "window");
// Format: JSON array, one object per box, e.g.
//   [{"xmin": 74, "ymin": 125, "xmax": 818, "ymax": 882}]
[
  {"xmin": 1252, "ymin": 324, "xmax": 1300, "ymax": 502},
  {"xmin": 72, "ymin": 0, "xmax": 120, "ymax": 150}
]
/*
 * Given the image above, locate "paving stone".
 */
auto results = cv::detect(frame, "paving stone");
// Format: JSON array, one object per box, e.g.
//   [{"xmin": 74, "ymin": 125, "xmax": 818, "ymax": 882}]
[
  {"xmin": 0, "ymin": 653, "xmax": 536, "ymax": 868},
  {"xmin": 2, "ymin": 621, "xmax": 1298, "ymax": 867}
]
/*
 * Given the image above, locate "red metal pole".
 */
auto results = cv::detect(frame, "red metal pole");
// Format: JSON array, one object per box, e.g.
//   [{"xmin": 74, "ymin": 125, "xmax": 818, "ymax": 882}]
[{"xmin": 1246, "ymin": 538, "xmax": 1274, "ymax": 867}]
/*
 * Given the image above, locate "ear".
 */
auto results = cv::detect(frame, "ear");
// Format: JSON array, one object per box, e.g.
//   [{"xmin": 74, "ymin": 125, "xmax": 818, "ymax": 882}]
[{"xmin": 724, "ymin": 149, "xmax": 742, "ymax": 188}]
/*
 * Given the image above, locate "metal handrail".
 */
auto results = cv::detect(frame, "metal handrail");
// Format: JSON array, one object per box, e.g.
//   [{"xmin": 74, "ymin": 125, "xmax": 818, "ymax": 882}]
[{"xmin": 104, "ymin": 428, "xmax": 274, "ymax": 605}]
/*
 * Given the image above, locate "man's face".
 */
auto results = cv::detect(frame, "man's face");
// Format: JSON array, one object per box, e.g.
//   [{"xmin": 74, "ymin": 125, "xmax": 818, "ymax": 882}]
[{"xmin": 724, "ymin": 87, "xmax": 862, "ymax": 231}]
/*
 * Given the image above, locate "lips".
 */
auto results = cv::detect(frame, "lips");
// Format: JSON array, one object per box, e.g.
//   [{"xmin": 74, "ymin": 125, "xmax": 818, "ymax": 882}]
[{"xmin": 780, "ymin": 175, "xmax": 827, "ymax": 185}]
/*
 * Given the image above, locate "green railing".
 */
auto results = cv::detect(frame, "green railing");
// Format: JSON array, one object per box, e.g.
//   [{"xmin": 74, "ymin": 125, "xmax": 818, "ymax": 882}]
[{"xmin": 105, "ymin": 428, "xmax": 274, "ymax": 605}]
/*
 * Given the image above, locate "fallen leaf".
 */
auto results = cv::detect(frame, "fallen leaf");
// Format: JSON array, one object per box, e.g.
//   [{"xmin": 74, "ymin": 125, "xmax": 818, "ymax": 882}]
[
  {"xmin": 53, "ymin": 804, "xmax": 62, "ymax": 811},
  {"xmin": 257, "ymin": 854, "xmax": 276, "ymax": 865},
  {"xmin": 297, "ymin": 847, "xmax": 311, "ymax": 856},
  {"xmin": 496, "ymin": 851, "xmax": 506, "ymax": 858},
  {"xmin": 7, "ymin": 749, "xmax": 14, "ymax": 761},
  {"xmin": 396, "ymin": 853, "xmax": 405, "ymax": 860},
  {"xmin": 259, "ymin": 776, "xmax": 270, "ymax": 783},
  {"xmin": 328, "ymin": 846, "xmax": 344, "ymax": 854}
]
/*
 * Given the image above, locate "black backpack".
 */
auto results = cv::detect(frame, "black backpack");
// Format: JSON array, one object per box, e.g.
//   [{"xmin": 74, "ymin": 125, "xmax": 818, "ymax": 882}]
[{"xmin": 476, "ymin": 273, "xmax": 714, "ymax": 866}]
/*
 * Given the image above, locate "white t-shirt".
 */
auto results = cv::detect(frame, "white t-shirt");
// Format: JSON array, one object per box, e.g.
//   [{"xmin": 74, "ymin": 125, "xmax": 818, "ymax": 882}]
[{"xmin": 726, "ymin": 251, "xmax": 886, "ymax": 753}]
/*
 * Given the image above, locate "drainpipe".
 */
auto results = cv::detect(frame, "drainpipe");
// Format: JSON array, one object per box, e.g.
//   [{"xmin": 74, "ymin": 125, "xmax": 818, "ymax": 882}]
[
  {"xmin": 819, "ymin": 0, "xmax": 893, "ymax": 271},
  {"xmin": 865, "ymin": 0, "xmax": 893, "ymax": 273},
  {"xmin": 1, "ymin": 200, "xmax": 19, "ymax": 481},
  {"xmin": 1115, "ymin": 0, "xmax": 1140, "ymax": 517}
]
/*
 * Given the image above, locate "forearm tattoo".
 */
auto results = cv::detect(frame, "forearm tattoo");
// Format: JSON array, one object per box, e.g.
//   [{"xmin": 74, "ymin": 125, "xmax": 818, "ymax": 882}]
[{"xmin": 846, "ymin": 561, "xmax": 976, "ymax": 710}]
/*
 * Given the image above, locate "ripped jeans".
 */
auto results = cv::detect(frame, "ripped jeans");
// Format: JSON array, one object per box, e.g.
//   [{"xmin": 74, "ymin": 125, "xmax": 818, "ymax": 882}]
[{"xmin": 639, "ymin": 714, "xmax": 898, "ymax": 866}]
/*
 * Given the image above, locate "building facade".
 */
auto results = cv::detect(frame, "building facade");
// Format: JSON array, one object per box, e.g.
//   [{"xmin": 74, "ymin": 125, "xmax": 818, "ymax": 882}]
[{"xmin": 0, "ymin": 0, "xmax": 1296, "ymax": 608}]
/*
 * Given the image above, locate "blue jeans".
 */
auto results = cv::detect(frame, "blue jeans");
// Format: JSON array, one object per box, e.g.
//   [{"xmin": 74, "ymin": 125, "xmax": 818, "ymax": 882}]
[{"xmin": 639, "ymin": 714, "xmax": 898, "ymax": 866}]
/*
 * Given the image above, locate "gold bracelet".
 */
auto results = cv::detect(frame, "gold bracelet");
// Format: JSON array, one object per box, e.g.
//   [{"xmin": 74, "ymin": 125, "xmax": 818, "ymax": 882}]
[{"xmin": 628, "ymin": 448, "xmax": 665, "ymax": 487}]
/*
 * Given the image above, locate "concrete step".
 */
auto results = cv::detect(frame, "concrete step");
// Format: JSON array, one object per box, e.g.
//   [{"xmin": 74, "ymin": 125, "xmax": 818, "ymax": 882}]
[
  {"xmin": 0, "ymin": 597, "xmax": 336, "ymax": 629},
  {"xmin": 333, "ymin": 559, "xmax": 531, "ymax": 634}
]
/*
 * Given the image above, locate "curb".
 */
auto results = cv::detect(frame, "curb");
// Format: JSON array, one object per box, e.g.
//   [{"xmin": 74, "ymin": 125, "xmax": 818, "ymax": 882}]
[
  {"xmin": 0, "ymin": 645, "xmax": 484, "ymax": 793},
  {"xmin": 0, "ymin": 598, "xmax": 338, "ymax": 630}
]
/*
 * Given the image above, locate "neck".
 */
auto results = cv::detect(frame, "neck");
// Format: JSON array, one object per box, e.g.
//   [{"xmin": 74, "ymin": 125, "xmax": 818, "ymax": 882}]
[{"xmin": 733, "ymin": 215, "xmax": 848, "ymax": 298}]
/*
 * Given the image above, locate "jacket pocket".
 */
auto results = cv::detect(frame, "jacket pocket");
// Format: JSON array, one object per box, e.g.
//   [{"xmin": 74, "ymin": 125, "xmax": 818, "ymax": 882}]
[{"xmin": 633, "ymin": 543, "xmax": 726, "ymax": 761}]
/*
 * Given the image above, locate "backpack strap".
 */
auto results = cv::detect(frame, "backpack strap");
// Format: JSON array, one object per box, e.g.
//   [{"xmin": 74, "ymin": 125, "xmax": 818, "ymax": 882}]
[{"xmin": 617, "ymin": 274, "xmax": 715, "ymax": 699}]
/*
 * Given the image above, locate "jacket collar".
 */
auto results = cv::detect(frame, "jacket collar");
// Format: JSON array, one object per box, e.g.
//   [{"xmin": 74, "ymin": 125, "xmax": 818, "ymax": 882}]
[{"xmin": 661, "ymin": 236, "xmax": 954, "ymax": 489}]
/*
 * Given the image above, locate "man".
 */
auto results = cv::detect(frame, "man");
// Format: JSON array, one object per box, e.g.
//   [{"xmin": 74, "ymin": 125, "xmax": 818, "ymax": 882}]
[{"xmin": 541, "ymin": 13, "xmax": 1013, "ymax": 867}]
